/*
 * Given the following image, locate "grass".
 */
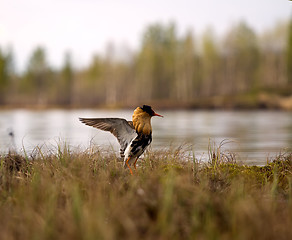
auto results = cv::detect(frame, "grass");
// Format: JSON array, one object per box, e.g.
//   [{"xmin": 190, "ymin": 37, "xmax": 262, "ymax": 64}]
[{"xmin": 0, "ymin": 145, "xmax": 292, "ymax": 240}]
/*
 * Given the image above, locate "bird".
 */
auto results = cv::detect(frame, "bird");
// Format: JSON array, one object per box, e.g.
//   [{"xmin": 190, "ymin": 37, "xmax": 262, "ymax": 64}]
[
  {"xmin": 79, "ymin": 105, "xmax": 163, "ymax": 175},
  {"xmin": 7, "ymin": 128, "xmax": 17, "ymax": 154}
]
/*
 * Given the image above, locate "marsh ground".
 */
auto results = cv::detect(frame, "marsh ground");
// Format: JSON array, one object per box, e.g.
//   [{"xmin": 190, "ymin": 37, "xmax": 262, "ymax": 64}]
[{"xmin": 1, "ymin": 146, "xmax": 292, "ymax": 240}]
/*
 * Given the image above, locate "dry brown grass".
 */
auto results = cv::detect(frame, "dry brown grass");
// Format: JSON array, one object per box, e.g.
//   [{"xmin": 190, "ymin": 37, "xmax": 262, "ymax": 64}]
[{"xmin": 0, "ymin": 146, "xmax": 292, "ymax": 240}]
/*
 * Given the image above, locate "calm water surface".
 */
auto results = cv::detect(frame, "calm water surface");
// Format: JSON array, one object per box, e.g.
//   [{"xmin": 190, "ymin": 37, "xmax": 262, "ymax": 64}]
[{"xmin": 0, "ymin": 109, "xmax": 291, "ymax": 165}]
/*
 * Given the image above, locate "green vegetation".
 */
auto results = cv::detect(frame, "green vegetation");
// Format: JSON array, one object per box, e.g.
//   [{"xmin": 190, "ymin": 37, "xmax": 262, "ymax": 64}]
[
  {"xmin": 0, "ymin": 20, "xmax": 292, "ymax": 109},
  {"xmin": 1, "ymin": 146, "xmax": 292, "ymax": 239}
]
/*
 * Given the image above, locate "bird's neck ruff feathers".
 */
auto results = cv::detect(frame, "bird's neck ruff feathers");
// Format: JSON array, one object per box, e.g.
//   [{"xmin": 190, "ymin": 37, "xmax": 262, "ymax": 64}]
[{"xmin": 132, "ymin": 107, "xmax": 152, "ymax": 135}]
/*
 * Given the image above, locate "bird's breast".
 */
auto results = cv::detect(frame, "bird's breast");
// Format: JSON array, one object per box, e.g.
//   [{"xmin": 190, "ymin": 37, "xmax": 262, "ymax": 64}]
[
  {"xmin": 135, "ymin": 122, "xmax": 152, "ymax": 135},
  {"xmin": 132, "ymin": 109, "xmax": 152, "ymax": 135}
]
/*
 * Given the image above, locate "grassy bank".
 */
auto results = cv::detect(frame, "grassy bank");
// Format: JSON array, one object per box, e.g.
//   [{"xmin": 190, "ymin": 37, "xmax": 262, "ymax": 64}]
[{"xmin": 1, "ymin": 147, "xmax": 292, "ymax": 240}]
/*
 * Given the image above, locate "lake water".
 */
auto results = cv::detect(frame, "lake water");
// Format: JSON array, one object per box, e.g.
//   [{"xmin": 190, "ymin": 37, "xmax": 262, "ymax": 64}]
[{"xmin": 0, "ymin": 109, "xmax": 291, "ymax": 165}]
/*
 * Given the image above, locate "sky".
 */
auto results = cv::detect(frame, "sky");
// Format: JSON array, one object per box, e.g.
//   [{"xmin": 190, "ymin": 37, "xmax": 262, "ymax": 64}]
[{"xmin": 0, "ymin": 0, "xmax": 291, "ymax": 72}]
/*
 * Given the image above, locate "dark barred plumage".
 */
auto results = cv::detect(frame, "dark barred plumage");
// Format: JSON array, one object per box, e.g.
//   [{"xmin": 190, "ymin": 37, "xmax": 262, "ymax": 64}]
[
  {"xmin": 122, "ymin": 133, "xmax": 152, "ymax": 168},
  {"xmin": 79, "ymin": 105, "xmax": 163, "ymax": 175},
  {"xmin": 130, "ymin": 134, "xmax": 152, "ymax": 157}
]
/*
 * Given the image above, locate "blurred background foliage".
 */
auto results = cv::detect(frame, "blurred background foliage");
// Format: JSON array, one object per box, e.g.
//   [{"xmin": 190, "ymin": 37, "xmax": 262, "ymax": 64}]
[{"xmin": 0, "ymin": 19, "xmax": 291, "ymax": 109}]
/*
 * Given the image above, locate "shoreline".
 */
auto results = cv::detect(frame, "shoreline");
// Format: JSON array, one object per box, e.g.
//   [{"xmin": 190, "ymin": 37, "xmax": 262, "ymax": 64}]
[{"xmin": 1, "ymin": 93, "xmax": 292, "ymax": 111}]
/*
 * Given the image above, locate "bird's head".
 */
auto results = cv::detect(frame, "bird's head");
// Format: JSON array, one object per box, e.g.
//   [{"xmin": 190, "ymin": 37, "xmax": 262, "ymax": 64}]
[
  {"xmin": 132, "ymin": 105, "xmax": 163, "ymax": 134},
  {"xmin": 140, "ymin": 105, "xmax": 163, "ymax": 118}
]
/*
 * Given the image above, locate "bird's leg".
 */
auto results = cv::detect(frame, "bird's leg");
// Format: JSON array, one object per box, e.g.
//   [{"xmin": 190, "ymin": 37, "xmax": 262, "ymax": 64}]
[
  {"xmin": 133, "ymin": 157, "xmax": 139, "ymax": 170},
  {"xmin": 126, "ymin": 157, "xmax": 133, "ymax": 175}
]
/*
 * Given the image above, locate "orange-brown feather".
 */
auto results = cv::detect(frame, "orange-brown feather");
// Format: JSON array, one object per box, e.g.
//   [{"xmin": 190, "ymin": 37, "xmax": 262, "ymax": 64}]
[{"xmin": 132, "ymin": 107, "xmax": 152, "ymax": 135}]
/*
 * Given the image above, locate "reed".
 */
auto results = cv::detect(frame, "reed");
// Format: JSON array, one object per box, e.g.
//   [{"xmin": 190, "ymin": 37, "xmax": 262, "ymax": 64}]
[{"xmin": 0, "ymin": 145, "xmax": 292, "ymax": 240}]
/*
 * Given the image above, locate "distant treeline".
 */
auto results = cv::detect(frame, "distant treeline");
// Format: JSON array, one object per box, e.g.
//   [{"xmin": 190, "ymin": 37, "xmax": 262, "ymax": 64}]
[{"xmin": 0, "ymin": 20, "xmax": 291, "ymax": 108}]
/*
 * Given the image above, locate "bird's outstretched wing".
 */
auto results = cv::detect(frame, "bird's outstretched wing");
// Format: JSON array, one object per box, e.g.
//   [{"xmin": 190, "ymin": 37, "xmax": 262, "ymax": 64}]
[{"xmin": 79, "ymin": 118, "xmax": 137, "ymax": 157}]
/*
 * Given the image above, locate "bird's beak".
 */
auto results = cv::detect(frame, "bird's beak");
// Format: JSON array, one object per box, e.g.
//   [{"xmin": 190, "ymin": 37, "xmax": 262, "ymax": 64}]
[{"xmin": 154, "ymin": 112, "xmax": 163, "ymax": 117}]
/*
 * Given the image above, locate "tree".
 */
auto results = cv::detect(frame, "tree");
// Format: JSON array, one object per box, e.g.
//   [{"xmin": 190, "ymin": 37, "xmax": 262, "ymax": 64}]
[
  {"xmin": 260, "ymin": 21, "xmax": 288, "ymax": 88},
  {"xmin": 137, "ymin": 23, "xmax": 178, "ymax": 100},
  {"xmin": 82, "ymin": 55, "xmax": 104, "ymax": 105},
  {"xmin": 0, "ymin": 48, "xmax": 9, "ymax": 103},
  {"xmin": 0, "ymin": 47, "xmax": 14, "ymax": 104},
  {"xmin": 24, "ymin": 47, "xmax": 50, "ymax": 104},
  {"xmin": 287, "ymin": 17, "xmax": 292, "ymax": 84},
  {"xmin": 223, "ymin": 22, "xmax": 260, "ymax": 94},
  {"xmin": 60, "ymin": 52, "xmax": 74, "ymax": 105},
  {"xmin": 175, "ymin": 31, "xmax": 196, "ymax": 101},
  {"xmin": 201, "ymin": 28, "xmax": 220, "ymax": 96}
]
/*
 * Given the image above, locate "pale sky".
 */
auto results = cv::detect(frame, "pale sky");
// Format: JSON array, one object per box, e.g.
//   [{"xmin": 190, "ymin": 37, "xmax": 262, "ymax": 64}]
[{"xmin": 0, "ymin": 0, "xmax": 291, "ymax": 72}]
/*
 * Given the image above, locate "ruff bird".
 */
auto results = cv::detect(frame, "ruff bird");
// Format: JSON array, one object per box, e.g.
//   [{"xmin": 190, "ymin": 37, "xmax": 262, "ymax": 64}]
[{"xmin": 79, "ymin": 105, "xmax": 163, "ymax": 175}]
